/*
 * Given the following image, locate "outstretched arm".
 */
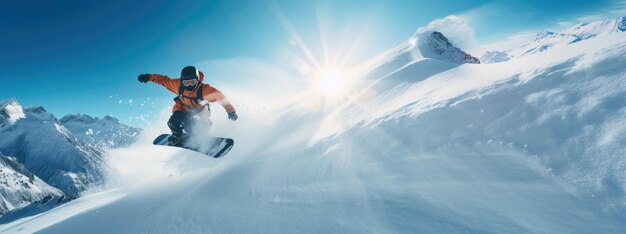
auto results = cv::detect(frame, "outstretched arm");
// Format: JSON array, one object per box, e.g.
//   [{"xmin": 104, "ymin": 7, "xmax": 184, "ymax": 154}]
[
  {"xmin": 137, "ymin": 74, "xmax": 180, "ymax": 93},
  {"xmin": 202, "ymin": 85, "xmax": 236, "ymax": 114}
]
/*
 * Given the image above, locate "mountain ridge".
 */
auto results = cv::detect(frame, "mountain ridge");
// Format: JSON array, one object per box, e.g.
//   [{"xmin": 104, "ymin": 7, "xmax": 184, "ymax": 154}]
[
  {"xmin": 0, "ymin": 98, "xmax": 140, "ymax": 220},
  {"xmin": 481, "ymin": 16, "xmax": 626, "ymax": 63}
]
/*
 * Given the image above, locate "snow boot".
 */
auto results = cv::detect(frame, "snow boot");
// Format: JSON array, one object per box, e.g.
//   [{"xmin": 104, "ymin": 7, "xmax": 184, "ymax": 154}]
[{"xmin": 168, "ymin": 134, "xmax": 184, "ymax": 146}]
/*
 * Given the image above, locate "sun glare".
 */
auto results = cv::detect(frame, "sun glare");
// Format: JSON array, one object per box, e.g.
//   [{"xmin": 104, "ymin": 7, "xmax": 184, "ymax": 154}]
[
  {"xmin": 271, "ymin": 4, "xmax": 374, "ymax": 112},
  {"xmin": 316, "ymin": 69, "xmax": 345, "ymax": 96}
]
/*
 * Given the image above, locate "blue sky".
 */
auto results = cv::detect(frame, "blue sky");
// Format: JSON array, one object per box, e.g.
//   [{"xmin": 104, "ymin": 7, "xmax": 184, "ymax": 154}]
[{"xmin": 1, "ymin": 0, "xmax": 624, "ymax": 126}]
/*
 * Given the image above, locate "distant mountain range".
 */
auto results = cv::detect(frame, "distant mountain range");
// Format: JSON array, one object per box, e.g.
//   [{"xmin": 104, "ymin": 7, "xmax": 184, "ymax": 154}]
[
  {"xmin": 0, "ymin": 98, "xmax": 140, "ymax": 220},
  {"xmin": 59, "ymin": 114, "xmax": 140, "ymax": 149},
  {"xmin": 481, "ymin": 16, "xmax": 626, "ymax": 63}
]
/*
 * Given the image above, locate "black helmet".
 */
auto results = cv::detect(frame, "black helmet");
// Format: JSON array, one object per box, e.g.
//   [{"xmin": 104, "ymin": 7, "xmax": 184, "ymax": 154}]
[{"xmin": 181, "ymin": 66, "xmax": 199, "ymax": 80}]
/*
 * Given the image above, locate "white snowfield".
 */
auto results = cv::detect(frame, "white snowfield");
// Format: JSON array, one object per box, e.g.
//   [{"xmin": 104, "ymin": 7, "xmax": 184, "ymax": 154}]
[
  {"xmin": 3, "ymin": 23, "xmax": 626, "ymax": 233},
  {"xmin": 482, "ymin": 16, "xmax": 626, "ymax": 63}
]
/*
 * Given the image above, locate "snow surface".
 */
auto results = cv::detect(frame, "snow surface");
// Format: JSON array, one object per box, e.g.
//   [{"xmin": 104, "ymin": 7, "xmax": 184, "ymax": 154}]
[
  {"xmin": 0, "ymin": 153, "xmax": 64, "ymax": 216},
  {"xmin": 3, "ymin": 20, "xmax": 626, "ymax": 233},
  {"xmin": 0, "ymin": 189, "xmax": 123, "ymax": 232}
]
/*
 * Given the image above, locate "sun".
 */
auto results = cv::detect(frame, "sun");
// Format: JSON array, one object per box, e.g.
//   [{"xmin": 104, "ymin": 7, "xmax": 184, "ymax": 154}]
[
  {"xmin": 270, "ymin": 4, "xmax": 373, "ymax": 111},
  {"xmin": 315, "ymin": 69, "xmax": 346, "ymax": 97}
]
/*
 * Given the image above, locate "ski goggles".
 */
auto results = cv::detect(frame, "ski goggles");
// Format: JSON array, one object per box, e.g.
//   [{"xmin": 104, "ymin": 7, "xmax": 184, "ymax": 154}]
[{"xmin": 182, "ymin": 78, "xmax": 198, "ymax": 87}]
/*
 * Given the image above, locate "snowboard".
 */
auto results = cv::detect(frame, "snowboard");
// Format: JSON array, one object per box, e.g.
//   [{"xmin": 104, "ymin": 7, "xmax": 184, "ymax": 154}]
[{"xmin": 152, "ymin": 134, "xmax": 234, "ymax": 158}]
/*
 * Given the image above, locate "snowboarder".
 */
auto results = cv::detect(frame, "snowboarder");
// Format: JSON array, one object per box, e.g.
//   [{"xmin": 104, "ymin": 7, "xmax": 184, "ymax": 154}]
[{"xmin": 138, "ymin": 66, "xmax": 238, "ymax": 145}]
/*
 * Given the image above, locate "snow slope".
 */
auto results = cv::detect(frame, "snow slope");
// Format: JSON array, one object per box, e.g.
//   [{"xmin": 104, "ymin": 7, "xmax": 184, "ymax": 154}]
[
  {"xmin": 3, "ymin": 24, "xmax": 626, "ymax": 233},
  {"xmin": 59, "ymin": 114, "xmax": 140, "ymax": 149},
  {"xmin": 0, "ymin": 153, "xmax": 65, "ymax": 216}
]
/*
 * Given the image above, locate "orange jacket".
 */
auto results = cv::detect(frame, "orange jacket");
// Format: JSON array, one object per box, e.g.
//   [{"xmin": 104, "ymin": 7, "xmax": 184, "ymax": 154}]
[{"xmin": 148, "ymin": 72, "xmax": 236, "ymax": 113}]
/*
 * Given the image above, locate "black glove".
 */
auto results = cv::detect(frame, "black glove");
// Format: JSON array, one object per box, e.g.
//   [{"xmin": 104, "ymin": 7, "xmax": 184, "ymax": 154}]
[
  {"xmin": 138, "ymin": 74, "xmax": 150, "ymax": 83},
  {"xmin": 228, "ymin": 111, "xmax": 238, "ymax": 121}
]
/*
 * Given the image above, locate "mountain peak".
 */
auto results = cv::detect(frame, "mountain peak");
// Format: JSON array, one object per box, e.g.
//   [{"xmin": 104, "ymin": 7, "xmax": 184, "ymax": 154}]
[
  {"xmin": 415, "ymin": 31, "xmax": 480, "ymax": 64},
  {"xmin": 23, "ymin": 106, "xmax": 57, "ymax": 122},
  {"xmin": 0, "ymin": 98, "xmax": 18, "ymax": 108},
  {"xmin": 480, "ymin": 50, "xmax": 509, "ymax": 64},
  {"xmin": 60, "ymin": 114, "xmax": 120, "ymax": 125},
  {"xmin": 60, "ymin": 113, "xmax": 140, "ymax": 149},
  {"xmin": 103, "ymin": 114, "xmax": 119, "ymax": 123},
  {"xmin": 561, "ymin": 16, "xmax": 626, "ymax": 37},
  {"xmin": 59, "ymin": 114, "xmax": 96, "ymax": 124},
  {"xmin": 25, "ymin": 106, "xmax": 47, "ymax": 114},
  {"xmin": 0, "ymin": 98, "xmax": 25, "ymax": 125},
  {"xmin": 533, "ymin": 31, "xmax": 559, "ymax": 41}
]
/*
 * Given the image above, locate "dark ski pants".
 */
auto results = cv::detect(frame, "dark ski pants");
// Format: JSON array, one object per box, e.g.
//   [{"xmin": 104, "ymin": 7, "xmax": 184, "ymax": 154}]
[{"xmin": 168, "ymin": 111, "xmax": 191, "ymax": 136}]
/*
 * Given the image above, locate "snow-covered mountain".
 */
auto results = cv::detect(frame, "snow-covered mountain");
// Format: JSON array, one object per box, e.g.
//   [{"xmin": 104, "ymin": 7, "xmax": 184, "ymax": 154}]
[
  {"xmin": 357, "ymin": 30, "xmax": 479, "ymax": 87},
  {"xmin": 414, "ymin": 31, "xmax": 480, "ymax": 64},
  {"xmin": 480, "ymin": 50, "xmax": 509, "ymax": 64},
  {"xmin": 0, "ymin": 98, "xmax": 25, "ymax": 126},
  {"xmin": 0, "ymin": 99, "xmax": 104, "ymax": 198},
  {"xmin": 59, "ymin": 114, "xmax": 140, "ymax": 149},
  {"xmin": 0, "ymin": 152, "xmax": 65, "ymax": 217},
  {"xmin": 508, "ymin": 31, "xmax": 584, "ymax": 58},
  {"xmin": 482, "ymin": 16, "xmax": 626, "ymax": 63},
  {"xmin": 562, "ymin": 16, "xmax": 626, "ymax": 36},
  {"xmin": 376, "ymin": 29, "xmax": 480, "ymax": 67},
  {"xmin": 0, "ymin": 99, "xmax": 141, "ymax": 221},
  {"xmin": 3, "ymin": 16, "xmax": 626, "ymax": 233}
]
